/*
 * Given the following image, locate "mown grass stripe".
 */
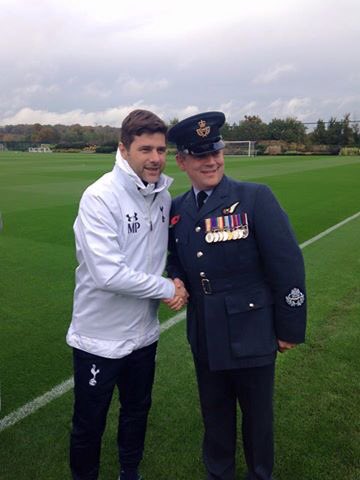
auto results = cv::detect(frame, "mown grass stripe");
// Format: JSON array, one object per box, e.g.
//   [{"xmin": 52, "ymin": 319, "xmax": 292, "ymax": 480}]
[
  {"xmin": 1, "ymin": 210, "xmax": 359, "ymax": 433},
  {"xmin": 0, "ymin": 378, "xmax": 74, "ymax": 432},
  {"xmin": 299, "ymin": 211, "xmax": 360, "ymax": 248},
  {"xmin": 0, "ymin": 312, "xmax": 187, "ymax": 433}
]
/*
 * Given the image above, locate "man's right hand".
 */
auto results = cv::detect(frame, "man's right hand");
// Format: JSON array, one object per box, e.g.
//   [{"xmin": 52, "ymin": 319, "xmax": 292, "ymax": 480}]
[{"xmin": 162, "ymin": 278, "xmax": 189, "ymax": 311}]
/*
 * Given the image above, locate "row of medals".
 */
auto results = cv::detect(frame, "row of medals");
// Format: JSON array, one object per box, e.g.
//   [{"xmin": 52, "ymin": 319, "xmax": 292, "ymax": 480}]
[{"xmin": 204, "ymin": 213, "xmax": 249, "ymax": 244}]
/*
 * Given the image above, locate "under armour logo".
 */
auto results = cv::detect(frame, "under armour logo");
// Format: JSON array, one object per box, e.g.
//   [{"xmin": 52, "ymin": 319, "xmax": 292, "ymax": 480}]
[
  {"xmin": 160, "ymin": 206, "xmax": 165, "ymax": 223},
  {"xmin": 126, "ymin": 212, "xmax": 138, "ymax": 222},
  {"xmin": 89, "ymin": 364, "xmax": 100, "ymax": 386},
  {"xmin": 126, "ymin": 212, "xmax": 140, "ymax": 234}
]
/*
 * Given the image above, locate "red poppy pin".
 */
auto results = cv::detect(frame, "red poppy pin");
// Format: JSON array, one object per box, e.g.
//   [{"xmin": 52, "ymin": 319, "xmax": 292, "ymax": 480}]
[{"xmin": 169, "ymin": 214, "xmax": 181, "ymax": 228}]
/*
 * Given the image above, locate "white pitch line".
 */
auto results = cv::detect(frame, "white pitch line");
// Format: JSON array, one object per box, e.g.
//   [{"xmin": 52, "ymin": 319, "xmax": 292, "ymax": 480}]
[
  {"xmin": 299, "ymin": 211, "xmax": 360, "ymax": 249},
  {"xmin": 0, "ymin": 378, "xmax": 74, "ymax": 432},
  {"xmin": 1, "ymin": 211, "xmax": 359, "ymax": 433},
  {"xmin": 0, "ymin": 312, "xmax": 187, "ymax": 433},
  {"xmin": 159, "ymin": 310, "xmax": 186, "ymax": 333}
]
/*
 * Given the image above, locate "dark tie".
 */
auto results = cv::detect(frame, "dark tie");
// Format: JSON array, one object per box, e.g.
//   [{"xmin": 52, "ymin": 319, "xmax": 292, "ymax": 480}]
[{"xmin": 197, "ymin": 190, "xmax": 208, "ymax": 210}]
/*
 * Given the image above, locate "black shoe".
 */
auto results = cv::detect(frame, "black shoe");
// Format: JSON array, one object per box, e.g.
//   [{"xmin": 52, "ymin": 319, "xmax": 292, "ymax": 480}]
[
  {"xmin": 119, "ymin": 477, "xmax": 142, "ymax": 480},
  {"xmin": 119, "ymin": 472, "xmax": 143, "ymax": 480},
  {"xmin": 120, "ymin": 476, "xmax": 142, "ymax": 480}
]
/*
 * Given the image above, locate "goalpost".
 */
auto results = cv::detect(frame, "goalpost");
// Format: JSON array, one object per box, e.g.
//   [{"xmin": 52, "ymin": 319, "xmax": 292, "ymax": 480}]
[{"xmin": 224, "ymin": 140, "xmax": 256, "ymax": 156}]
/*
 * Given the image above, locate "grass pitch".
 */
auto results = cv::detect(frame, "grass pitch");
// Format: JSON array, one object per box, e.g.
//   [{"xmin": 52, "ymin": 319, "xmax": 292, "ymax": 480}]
[{"xmin": 0, "ymin": 152, "xmax": 359, "ymax": 479}]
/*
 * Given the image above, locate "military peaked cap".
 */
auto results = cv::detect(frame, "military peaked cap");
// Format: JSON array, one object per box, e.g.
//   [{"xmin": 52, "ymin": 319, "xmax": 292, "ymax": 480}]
[{"xmin": 168, "ymin": 111, "xmax": 226, "ymax": 156}]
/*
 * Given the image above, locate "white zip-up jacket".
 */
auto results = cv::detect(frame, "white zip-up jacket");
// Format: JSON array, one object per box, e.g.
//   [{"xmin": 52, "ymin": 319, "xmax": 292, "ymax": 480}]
[{"xmin": 66, "ymin": 153, "xmax": 175, "ymax": 358}]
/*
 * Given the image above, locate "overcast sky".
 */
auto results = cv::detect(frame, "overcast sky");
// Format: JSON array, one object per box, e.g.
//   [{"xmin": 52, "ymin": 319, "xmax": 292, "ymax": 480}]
[{"xmin": 1, "ymin": 0, "xmax": 359, "ymax": 126}]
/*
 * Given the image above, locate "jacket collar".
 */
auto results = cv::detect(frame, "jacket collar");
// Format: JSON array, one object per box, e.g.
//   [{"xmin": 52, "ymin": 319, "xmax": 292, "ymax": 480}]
[{"xmin": 114, "ymin": 148, "xmax": 173, "ymax": 195}]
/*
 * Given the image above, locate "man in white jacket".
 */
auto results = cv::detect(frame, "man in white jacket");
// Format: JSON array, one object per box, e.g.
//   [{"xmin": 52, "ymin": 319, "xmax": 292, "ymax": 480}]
[{"xmin": 67, "ymin": 109, "xmax": 188, "ymax": 480}]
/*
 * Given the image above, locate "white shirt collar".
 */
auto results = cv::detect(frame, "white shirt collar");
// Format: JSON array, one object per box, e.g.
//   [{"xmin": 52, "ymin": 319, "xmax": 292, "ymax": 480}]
[{"xmin": 193, "ymin": 186, "xmax": 213, "ymax": 197}]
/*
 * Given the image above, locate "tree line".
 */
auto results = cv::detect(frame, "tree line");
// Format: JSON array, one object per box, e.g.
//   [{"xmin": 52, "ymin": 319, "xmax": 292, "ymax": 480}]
[
  {"xmin": 0, "ymin": 123, "xmax": 121, "ymax": 153},
  {"xmin": 224, "ymin": 114, "xmax": 359, "ymax": 146},
  {"xmin": 0, "ymin": 114, "xmax": 359, "ymax": 152}
]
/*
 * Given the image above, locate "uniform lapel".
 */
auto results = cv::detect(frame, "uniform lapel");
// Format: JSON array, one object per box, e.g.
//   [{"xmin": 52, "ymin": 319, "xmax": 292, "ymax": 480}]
[
  {"xmin": 180, "ymin": 176, "xmax": 231, "ymax": 220},
  {"xmin": 181, "ymin": 189, "xmax": 198, "ymax": 221},
  {"xmin": 197, "ymin": 176, "xmax": 230, "ymax": 218}
]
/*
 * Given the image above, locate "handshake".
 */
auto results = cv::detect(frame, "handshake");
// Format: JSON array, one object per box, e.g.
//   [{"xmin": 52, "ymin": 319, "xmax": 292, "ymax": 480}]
[{"xmin": 163, "ymin": 278, "xmax": 189, "ymax": 311}]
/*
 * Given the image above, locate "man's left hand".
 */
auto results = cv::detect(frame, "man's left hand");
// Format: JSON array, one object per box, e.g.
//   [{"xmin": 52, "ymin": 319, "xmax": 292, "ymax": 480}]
[{"xmin": 277, "ymin": 339, "xmax": 297, "ymax": 353}]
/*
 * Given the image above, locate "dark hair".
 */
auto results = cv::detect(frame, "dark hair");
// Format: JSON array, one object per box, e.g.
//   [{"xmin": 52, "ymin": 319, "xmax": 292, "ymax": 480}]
[{"xmin": 120, "ymin": 109, "xmax": 167, "ymax": 149}]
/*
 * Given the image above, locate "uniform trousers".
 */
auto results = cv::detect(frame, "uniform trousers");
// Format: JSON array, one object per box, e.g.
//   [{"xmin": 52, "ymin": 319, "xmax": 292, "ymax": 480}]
[
  {"xmin": 194, "ymin": 358, "xmax": 275, "ymax": 480},
  {"xmin": 70, "ymin": 342, "xmax": 157, "ymax": 480}
]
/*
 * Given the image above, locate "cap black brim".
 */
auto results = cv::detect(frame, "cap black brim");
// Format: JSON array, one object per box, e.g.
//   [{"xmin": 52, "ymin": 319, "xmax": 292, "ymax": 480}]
[{"xmin": 182, "ymin": 139, "xmax": 225, "ymax": 156}]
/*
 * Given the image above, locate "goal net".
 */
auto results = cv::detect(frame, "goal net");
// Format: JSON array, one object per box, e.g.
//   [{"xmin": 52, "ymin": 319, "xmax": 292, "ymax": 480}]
[{"xmin": 224, "ymin": 141, "xmax": 256, "ymax": 156}]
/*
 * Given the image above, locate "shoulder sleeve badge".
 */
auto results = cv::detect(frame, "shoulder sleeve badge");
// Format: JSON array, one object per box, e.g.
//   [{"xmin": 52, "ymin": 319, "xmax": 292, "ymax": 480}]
[{"xmin": 285, "ymin": 288, "xmax": 305, "ymax": 307}]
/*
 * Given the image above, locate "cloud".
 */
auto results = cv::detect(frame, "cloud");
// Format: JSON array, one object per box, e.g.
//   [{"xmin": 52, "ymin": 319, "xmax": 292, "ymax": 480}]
[
  {"xmin": 320, "ymin": 96, "xmax": 360, "ymax": 119},
  {"xmin": 82, "ymin": 83, "xmax": 112, "ymax": 99},
  {"xmin": 0, "ymin": 82, "xmax": 62, "ymax": 116},
  {"xmin": 0, "ymin": 104, "xmax": 214, "ymax": 126},
  {"xmin": 14, "ymin": 84, "xmax": 60, "ymax": 96},
  {"xmin": 265, "ymin": 97, "xmax": 315, "ymax": 120},
  {"xmin": 0, "ymin": 105, "xmax": 161, "ymax": 126},
  {"xmin": 1, "ymin": 0, "xmax": 360, "ymax": 126},
  {"xmin": 117, "ymin": 77, "xmax": 169, "ymax": 96},
  {"xmin": 322, "ymin": 95, "xmax": 360, "ymax": 110},
  {"xmin": 253, "ymin": 64, "xmax": 296, "ymax": 85},
  {"xmin": 215, "ymin": 101, "xmax": 259, "ymax": 124},
  {"xmin": 2, "ymin": 94, "xmax": 360, "ymax": 128},
  {"xmin": 174, "ymin": 106, "xmax": 200, "ymax": 121}
]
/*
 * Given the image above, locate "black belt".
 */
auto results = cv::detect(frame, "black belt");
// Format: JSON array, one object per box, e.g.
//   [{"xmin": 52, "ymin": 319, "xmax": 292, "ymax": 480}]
[{"xmin": 190, "ymin": 275, "xmax": 264, "ymax": 295}]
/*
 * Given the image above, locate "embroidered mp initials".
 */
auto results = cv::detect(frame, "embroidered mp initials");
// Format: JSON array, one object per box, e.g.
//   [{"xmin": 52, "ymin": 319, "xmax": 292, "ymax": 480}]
[{"xmin": 126, "ymin": 212, "xmax": 140, "ymax": 234}]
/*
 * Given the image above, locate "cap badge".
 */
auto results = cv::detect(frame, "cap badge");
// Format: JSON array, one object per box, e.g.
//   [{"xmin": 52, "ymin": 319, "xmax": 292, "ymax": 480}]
[{"xmin": 196, "ymin": 120, "xmax": 211, "ymax": 138}]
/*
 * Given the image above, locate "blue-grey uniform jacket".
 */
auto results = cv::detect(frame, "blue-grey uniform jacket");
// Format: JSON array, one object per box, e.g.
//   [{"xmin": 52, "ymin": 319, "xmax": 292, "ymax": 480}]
[{"xmin": 167, "ymin": 175, "xmax": 306, "ymax": 371}]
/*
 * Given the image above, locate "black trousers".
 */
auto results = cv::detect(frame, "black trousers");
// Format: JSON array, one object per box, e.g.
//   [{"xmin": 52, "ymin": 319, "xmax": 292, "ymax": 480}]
[
  {"xmin": 194, "ymin": 358, "xmax": 275, "ymax": 480},
  {"xmin": 70, "ymin": 342, "xmax": 157, "ymax": 480}
]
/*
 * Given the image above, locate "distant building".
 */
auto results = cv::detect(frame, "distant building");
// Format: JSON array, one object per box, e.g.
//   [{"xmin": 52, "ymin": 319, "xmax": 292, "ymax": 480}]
[{"xmin": 28, "ymin": 144, "xmax": 52, "ymax": 153}]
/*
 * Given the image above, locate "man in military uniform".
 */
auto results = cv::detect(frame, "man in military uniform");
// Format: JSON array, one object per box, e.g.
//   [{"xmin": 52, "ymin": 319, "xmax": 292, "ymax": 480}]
[{"xmin": 166, "ymin": 112, "xmax": 306, "ymax": 480}]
